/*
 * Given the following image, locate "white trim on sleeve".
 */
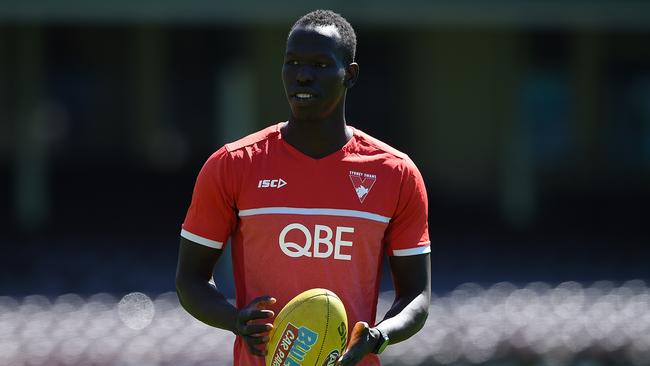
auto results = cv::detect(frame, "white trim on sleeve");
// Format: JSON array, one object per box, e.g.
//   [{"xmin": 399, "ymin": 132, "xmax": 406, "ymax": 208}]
[
  {"xmin": 180, "ymin": 229, "xmax": 224, "ymax": 249},
  {"xmin": 391, "ymin": 243, "xmax": 431, "ymax": 256}
]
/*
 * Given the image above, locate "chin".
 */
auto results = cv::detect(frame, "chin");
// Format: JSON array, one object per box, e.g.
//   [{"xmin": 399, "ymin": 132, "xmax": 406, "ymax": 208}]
[{"xmin": 290, "ymin": 107, "xmax": 324, "ymax": 121}]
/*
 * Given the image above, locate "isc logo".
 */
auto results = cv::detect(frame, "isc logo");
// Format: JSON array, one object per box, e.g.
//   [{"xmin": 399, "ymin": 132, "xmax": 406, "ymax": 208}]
[
  {"xmin": 279, "ymin": 223, "xmax": 354, "ymax": 261},
  {"xmin": 258, "ymin": 179, "xmax": 287, "ymax": 189}
]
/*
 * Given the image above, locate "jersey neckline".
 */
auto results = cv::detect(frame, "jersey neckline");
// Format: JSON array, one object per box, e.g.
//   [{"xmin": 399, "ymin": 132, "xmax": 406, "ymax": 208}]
[{"xmin": 276, "ymin": 122, "xmax": 357, "ymax": 163}]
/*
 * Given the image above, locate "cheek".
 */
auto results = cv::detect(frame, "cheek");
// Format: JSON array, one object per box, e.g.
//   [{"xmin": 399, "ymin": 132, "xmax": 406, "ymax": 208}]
[
  {"xmin": 324, "ymin": 70, "xmax": 346, "ymax": 89},
  {"xmin": 335, "ymin": 68, "xmax": 346, "ymax": 84}
]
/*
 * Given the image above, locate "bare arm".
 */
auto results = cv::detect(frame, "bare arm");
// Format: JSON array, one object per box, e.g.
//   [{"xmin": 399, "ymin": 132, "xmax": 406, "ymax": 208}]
[
  {"xmin": 175, "ymin": 237, "xmax": 275, "ymax": 356},
  {"xmin": 375, "ymin": 253, "xmax": 431, "ymax": 342},
  {"xmin": 175, "ymin": 237, "xmax": 236, "ymax": 330},
  {"xmin": 339, "ymin": 253, "xmax": 431, "ymax": 365}
]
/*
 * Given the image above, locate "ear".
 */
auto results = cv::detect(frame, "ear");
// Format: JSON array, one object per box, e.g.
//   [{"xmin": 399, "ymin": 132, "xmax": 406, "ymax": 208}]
[{"xmin": 344, "ymin": 62, "xmax": 359, "ymax": 88}]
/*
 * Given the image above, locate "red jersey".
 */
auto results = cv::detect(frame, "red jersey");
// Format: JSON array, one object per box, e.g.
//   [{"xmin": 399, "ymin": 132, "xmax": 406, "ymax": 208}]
[{"xmin": 181, "ymin": 123, "xmax": 430, "ymax": 366}]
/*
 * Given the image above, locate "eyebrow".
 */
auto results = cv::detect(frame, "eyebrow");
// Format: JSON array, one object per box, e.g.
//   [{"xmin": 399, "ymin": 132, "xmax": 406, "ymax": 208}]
[{"xmin": 284, "ymin": 51, "xmax": 333, "ymax": 59}]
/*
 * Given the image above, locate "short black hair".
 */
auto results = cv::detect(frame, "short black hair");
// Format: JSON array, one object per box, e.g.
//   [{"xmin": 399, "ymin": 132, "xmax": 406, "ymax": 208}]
[{"xmin": 290, "ymin": 9, "xmax": 357, "ymax": 65}]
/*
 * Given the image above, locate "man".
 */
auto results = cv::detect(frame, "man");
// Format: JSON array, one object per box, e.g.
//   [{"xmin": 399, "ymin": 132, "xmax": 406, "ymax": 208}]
[{"xmin": 176, "ymin": 10, "xmax": 430, "ymax": 366}]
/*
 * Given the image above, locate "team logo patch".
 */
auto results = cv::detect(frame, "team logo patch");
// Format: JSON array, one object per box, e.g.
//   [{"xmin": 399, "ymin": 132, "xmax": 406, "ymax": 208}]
[
  {"xmin": 349, "ymin": 171, "xmax": 376, "ymax": 203},
  {"xmin": 270, "ymin": 323, "xmax": 319, "ymax": 366}
]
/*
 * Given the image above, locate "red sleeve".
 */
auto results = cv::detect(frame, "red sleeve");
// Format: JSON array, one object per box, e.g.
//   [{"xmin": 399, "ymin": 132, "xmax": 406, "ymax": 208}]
[
  {"xmin": 180, "ymin": 147, "xmax": 237, "ymax": 249},
  {"xmin": 385, "ymin": 158, "xmax": 431, "ymax": 256}
]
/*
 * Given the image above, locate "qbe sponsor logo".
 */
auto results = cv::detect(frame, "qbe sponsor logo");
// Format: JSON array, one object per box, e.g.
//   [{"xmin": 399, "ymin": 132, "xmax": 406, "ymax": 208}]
[
  {"xmin": 271, "ymin": 323, "xmax": 318, "ymax": 366},
  {"xmin": 279, "ymin": 223, "xmax": 354, "ymax": 261}
]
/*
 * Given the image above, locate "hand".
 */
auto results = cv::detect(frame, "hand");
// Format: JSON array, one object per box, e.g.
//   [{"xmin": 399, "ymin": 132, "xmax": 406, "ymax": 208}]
[
  {"xmin": 234, "ymin": 295, "xmax": 276, "ymax": 357},
  {"xmin": 337, "ymin": 321, "xmax": 380, "ymax": 366}
]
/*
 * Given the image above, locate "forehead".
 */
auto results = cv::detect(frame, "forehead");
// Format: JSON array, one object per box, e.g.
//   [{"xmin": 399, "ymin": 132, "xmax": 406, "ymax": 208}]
[{"xmin": 286, "ymin": 25, "xmax": 344, "ymax": 59}]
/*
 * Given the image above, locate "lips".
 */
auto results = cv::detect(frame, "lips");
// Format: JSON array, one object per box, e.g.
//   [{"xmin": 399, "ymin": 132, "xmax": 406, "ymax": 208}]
[
  {"xmin": 295, "ymin": 93, "xmax": 314, "ymax": 100},
  {"xmin": 290, "ymin": 90, "xmax": 318, "ymax": 102}
]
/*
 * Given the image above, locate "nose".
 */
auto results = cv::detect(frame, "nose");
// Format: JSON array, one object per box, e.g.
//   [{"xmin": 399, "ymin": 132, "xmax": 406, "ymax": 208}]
[{"xmin": 296, "ymin": 65, "xmax": 313, "ymax": 85}]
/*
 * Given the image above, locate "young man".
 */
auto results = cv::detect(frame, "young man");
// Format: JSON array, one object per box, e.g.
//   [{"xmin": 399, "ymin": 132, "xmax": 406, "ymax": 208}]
[{"xmin": 176, "ymin": 10, "xmax": 431, "ymax": 366}]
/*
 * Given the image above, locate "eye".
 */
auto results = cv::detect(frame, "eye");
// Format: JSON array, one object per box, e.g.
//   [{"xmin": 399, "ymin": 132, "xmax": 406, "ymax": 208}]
[
  {"xmin": 285, "ymin": 60, "xmax": 299, "ymax": 66},
  {"xmin": 316, "ymin": 62, "xmax": 328, "ymax": 68}
]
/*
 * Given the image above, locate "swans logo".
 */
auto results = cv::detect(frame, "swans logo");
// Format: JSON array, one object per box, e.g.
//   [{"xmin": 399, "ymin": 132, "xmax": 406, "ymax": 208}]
[
  {"xmin": 278, "ymin": 223, "xmax": 354, "ymax": 261},
  {"xmin": 349, "ymin": 171, "xmax": 376, "ymax": 203}
]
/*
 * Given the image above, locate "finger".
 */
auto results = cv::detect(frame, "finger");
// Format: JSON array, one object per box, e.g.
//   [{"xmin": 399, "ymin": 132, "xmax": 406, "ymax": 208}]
[
  {"xmin": 337, "ymin": 353, "xmax": 359, "ymax": 366},
  {"xmin": 338, "ymin": 341, "xmax": 364, "ymax": 366},
  {"xmin": 244, "ymin": 336, "xmax": 269, "ymax": 357},
  {"xmin": 246, "ymin": 342, "xmax": 266, "ymax": 357},
  {"xmin": 249, "ymin": 295, "xmax": 277, "ymax": 310},
  {"xmin": 245, "ymin": 334, "xmax": 270, "ymax": 345},
  {"xmin": 240, "ymin": 323, "xmax": 273, "ymax": 336},
  {"xmin": 244, "ymin": 309, "xmax": 275, "ymax": 321},
  {"xmin": 238, "ymin": 309, "xmax": 273, "ymax": 324},
  {"xmin": 344, "ymin": 321, "xmax": 370, "ymax": 351},
  {"xmin": 237, "ymin": 307, "xmax": 275, "ymax": 329},
  {"xmin": 351, "ymin": 321, "xmax": 369, "ymax": 335}
]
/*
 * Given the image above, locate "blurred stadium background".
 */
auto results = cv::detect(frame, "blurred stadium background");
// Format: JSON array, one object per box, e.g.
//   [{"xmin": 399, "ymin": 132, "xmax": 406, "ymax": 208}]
[{"xmin": 1, "ymin": 1, "xmax": 649, "ymax": 365}]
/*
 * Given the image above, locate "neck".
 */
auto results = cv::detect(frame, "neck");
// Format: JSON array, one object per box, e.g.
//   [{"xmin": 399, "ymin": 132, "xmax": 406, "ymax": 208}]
[{"xmin": 282, "ymin": 107, "xmax": 352, "ymax": 159}]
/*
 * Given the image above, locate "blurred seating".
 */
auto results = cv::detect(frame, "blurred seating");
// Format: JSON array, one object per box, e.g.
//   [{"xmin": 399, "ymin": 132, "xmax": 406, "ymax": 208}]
[{"xmin": 1, "ymin": 280, "xmax": 648, "ymax": 365}]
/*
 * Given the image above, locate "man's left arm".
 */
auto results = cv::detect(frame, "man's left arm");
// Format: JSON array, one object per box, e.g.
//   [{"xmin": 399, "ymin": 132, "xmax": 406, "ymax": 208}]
[{"xmin": 338, "ymin": 253, "xmax": 431, "ymax": 365}]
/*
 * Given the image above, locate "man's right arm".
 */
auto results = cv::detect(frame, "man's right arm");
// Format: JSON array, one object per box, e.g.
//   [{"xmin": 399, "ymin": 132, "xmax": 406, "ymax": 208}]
[
  {"xmin": 175, "ymin": 236, "xmax": 238, "ymax": 331},
  {"xmin": 175, "ymin": 237, "xmax": 275, "ymax": 356}
]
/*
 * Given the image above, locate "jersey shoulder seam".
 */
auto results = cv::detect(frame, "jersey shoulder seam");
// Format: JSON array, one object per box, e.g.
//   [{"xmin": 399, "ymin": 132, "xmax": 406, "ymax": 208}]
[
  {"xmin": 224, "ymin": 124, "xmax": 280, "ymax": 153},
  {"xmin": 353, "ymin": 128, "xmax": 410, "ymax": 160}
]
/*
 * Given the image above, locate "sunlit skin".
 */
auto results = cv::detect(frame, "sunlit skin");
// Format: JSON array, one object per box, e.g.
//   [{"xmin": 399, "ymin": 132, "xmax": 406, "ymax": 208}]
[{"xmin": 280, "ymin": 24, "xmax": 359, "ymax": 159}]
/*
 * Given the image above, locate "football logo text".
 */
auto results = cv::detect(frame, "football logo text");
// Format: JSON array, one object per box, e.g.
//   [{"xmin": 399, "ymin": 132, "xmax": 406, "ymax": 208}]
[
  {"xmin": 271, "ymin": 323, "xmax": 319, "ymax": 366},
  {"xmin": 323, "ymin": 350, "xmax": 340, "ymax": 366},
  {"xmin": 337, "ymin": 322, "xmax": 347, "ymax": 351},
  {"xmin": 279, "ymin": 223, "xmax": 354, "ymax": 261}
]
